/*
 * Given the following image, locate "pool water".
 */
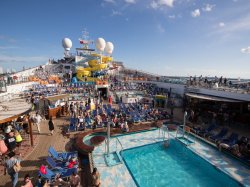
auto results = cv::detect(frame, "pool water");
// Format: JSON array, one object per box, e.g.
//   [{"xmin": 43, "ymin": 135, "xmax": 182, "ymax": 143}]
[{"xmin": 121, "ymin": 140, "xmax": 241, "ymax": 187}]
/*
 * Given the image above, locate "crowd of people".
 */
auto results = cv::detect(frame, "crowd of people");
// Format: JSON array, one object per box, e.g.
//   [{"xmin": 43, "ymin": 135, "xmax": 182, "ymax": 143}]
[{"xmin": 186, "ymin": 108, "xmax": 250, "ymax": 164}]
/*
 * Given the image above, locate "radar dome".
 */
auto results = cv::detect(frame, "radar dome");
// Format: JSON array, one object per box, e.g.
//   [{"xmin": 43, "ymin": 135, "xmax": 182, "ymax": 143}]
[
  {"xmin": 96, "ymin": 38, "xmax": 106, "ymax": 51},
  {"xmin": 105, "ymin": 42, "xmax": 114, "ymax": 54},
  {"xmin": 62, "ymin": 38, "xmax": 72, "ymax": 51}
]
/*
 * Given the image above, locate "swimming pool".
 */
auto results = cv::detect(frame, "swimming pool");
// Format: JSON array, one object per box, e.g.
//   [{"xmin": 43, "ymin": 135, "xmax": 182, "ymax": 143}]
[{"xmin": 121, "ymin": 140, "xmax": 241, "ymax": 187}]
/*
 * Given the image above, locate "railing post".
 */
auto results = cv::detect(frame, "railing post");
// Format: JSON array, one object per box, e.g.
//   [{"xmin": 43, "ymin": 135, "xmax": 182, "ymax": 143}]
[{"xmin": 28, "ymin": 116, "xmax": 34, "ymax": 146}]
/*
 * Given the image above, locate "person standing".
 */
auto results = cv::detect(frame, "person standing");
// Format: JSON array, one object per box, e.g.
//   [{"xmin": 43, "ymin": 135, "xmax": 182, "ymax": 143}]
[
  {"xmin": 33, "ymin": 112, "xmax": 42, "ymax": 134},
  {"xmin": 91, "ymin": 167, "xmax": 101, "ymax": 187},
  {"xmin": 14, "ymin": 130, "xmax": 23, "ymax": 152},
  {"xmin": 48, "ymin": 117, "xmax": 55, "ymax": 135},
  {"xmin": 4, "ymin": 151, "xmax": 21, "ymax": 187}
]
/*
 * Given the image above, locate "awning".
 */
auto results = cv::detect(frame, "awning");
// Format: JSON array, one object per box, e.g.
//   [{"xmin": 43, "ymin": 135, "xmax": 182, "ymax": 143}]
[{"xmin": 185, "ymin": 93, "xmax": 242, "ymax": 102}]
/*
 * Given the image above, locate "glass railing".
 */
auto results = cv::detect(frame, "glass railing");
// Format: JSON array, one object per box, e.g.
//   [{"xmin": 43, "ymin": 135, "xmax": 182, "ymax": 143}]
[{"xmin": 121, "ymin": 68, "xmax": 250, "ymax": 94}]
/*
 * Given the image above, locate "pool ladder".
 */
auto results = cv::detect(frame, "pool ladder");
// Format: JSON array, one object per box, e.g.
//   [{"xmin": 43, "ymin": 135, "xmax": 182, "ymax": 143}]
[
  {"xmin": 175, "ymin": 125, "xmax": 194, "ymax": 146},
  {"xmin": 159, "ymin": 125, "xmax": 170, "ymax": 144},
  {"xmin": 104, "ymin": 137, "xmax": 124, "ymax": 154}
]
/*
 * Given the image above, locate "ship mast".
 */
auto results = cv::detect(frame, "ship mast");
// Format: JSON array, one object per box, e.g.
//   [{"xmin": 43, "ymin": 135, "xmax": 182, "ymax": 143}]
[{"xmin": 79, "ymin": 29, "xmax": 94, "ymax": 51}]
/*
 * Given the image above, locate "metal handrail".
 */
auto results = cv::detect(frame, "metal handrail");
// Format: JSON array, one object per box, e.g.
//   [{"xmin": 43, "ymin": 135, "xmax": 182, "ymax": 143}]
[
  {"xmin": 105, "ymin": 137, "xmax": 124, "ymax": 154},
  {"xmin": 115, "ymin": 137, "xmax": 124, "ymax": 151},
  {"xmin": 160, "ymin": 126, "xmax": 170, "ymax": 141}
]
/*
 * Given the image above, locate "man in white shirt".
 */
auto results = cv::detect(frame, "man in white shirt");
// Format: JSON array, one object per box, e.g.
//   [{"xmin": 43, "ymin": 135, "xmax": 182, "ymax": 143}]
[{"xmin": 33, "ymin": 112, "xmax": 42, "ymax": 134}]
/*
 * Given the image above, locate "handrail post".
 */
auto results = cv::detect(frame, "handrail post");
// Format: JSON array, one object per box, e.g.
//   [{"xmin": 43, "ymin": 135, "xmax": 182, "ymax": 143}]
[
  {"xmin": 107, "ymin": 122, "xmax": 110, "ymax": 157},
  {"xmin": 28, "ymin": 116, "xmax": 34, "ymax": 146}
]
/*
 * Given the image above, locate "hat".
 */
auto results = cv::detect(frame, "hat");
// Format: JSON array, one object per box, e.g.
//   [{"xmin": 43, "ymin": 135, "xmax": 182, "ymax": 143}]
[{"xmin": 5, "ymin": 126, "xmax": 11, "ymax": 134}]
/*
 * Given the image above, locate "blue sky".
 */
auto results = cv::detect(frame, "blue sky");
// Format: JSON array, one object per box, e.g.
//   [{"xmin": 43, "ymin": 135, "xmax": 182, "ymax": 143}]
[{"xmin": 0, "ymin": 0, "xmax": 250, "ymax": 78}]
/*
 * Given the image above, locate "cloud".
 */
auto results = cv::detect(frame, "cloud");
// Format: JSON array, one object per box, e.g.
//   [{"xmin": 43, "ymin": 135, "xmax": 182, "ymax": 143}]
[
  {"xmin": 0, "ymin": 35, "xmax": 17, "ymax": 43},
  {"xmin": 111, "ymin": 10, "xmax": 122, "ymax": 16},
  {"xmin": 202, "ymin": 4, "xmax": 215, "ymax": 12},
  {"xmin": 0, "ymin": 54, "xmax": 48, "ymax": 64},
  {"xmin": 150, "ymin": 0, "xmax": 174, "ymax": 9},
  {"xmin": 216, "ymin": 15, "xmax": 250, "ymax": 34},
  {"xmin": 157, "ymin": 24, "xmax": 165, "ymax": 33},
  {"xmin": 241, "ymin": 46, "xmax": 250, "ymax": 53},
  {"xmin": 168, "ymin": 14, "xmax": 175, "ymax": 19},
  {"xmin": 150, "ymin": 1, "xmax": 158, "ymax": 9},
  {"xmin": 219, "ymin": 22, "xmax": 225, "ymax": 27},
  {"xmin": 103, "ymin": 0, "xmax": 115, "ymax": 3},
  {"xmin": 124, "ymin": 0, "xmax": 136, "ymax": 4},
  {"xmin": 0, "ymin": 46, "xmax": 19, "ymax": 50},
  {"xmin": 159, "ymin": 0, "xmax": 174, "ymax": 7},
  {"xmin": 191, "ymin": 9, "xmax": 200, "ymax": 17}
]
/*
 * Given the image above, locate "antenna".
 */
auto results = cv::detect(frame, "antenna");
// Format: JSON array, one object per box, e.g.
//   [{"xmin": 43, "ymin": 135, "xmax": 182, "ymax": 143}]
[{"xmin": 79, "ymin": 28, "xmax": 94, "ymax": 49}]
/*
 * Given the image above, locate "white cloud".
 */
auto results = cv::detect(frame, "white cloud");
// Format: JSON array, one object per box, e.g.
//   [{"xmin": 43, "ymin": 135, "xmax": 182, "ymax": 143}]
[
  {"xmin": 0, "ymin": 35, "xmax": 17, "ymax": 43},
  {"xmin": 216, "ymin": 15, "xmax": 250, "ymax": 34},
  {"xmin": 150, "ymin": 1, "xmax": 159, "ymax": 9},
  {"xmin": 150, "ymin": 0, "xmax": 174, "ymax": 9},
  {"xmin": 111, "ymin": 10, "xmax": 122, "ymax": 16},
  {"xmin": 124, "ymin": 0, "xmax": 136, "ymax": 4},
  {"xmin": 202, "ymin": 4, "xmax": 215, "ymax": 12},
  {"xmin": 241, "ymin": 46, "xmax": 250, "ymax": 53},
  {"xmin": 191, "ymin": 9, "xmax": 200, "ymax": 17},
  {"xmin": 159, "ymin": 0, "xmax": 174, "ymax": 7},
  {"xmin": 168, "ymin": 15, "xmax": 175, "ymax": 19},
  {"xmin": 0, "ymin": 54, "xmax": 48, "ymax": 64},
  {"xmin": 0, "ymin": 46, "xmax": 19, "ymax": 50},
  {"xmin": 103, "ymin": 0, "xmax": 115, "ymax": 3},
  {"xmin": 219, "ymin": 22, "xmax": 225, "ymax": 27},
  {"xmin": 157, "ymin": 24, "xmax": 165, "ymax": 33}
]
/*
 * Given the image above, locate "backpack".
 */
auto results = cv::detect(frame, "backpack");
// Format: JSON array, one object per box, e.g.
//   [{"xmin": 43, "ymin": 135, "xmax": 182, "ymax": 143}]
[{"xmin": 13, "ymin": 161, "xmax": 21, "ymax": 173}]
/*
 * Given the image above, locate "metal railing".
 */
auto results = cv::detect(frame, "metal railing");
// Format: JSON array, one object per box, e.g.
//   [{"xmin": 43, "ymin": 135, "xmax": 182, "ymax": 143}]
[{"xmin": 105, "ymin": 137, "xmax": 124, "ymax": 154}]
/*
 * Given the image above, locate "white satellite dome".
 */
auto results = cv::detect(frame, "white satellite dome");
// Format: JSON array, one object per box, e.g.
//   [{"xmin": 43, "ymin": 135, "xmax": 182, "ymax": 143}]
[
  {"xmin": 62, "ymin": 38, "xmax": 72, "ymax": 51},
  {"xmin": 96, "ymin": 38, "xmax": 106, "ymax": 51},
  {"xmin": 105, "ymin": 42, "xmax": 114, "ymax": 54}
]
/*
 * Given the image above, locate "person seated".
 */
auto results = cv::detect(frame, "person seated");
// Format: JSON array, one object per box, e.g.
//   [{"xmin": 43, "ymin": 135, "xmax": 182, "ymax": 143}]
[
  {"xmin": 4, "ymin": 128, "xmax": 16, "ymax": 152},
  {"xmin": 92, "ymin": 121, "xmax": 97, "ymax": 130},
  {"xmin": 95, "ymin": 115, "xmax": 102, "ymax": 127},
  {"xmin": 230, "ymin": 137, "xmax": 250, "ymax": 158},
  {"xmin": 53, "ymin": 174, "xmax": 69, "ymax": 187},
  {"xmin": 69, "ymin": 172, "xmax": 80, "ymax": 187},
  {"xmin": 120, "ymin": 122, "xmax": 124, "ymax": 130},
  {"xmin": 21, "ymin": 174, "xmax": 33, "ymax": 187},
  {"xmin": 122, "ymin": 121, "xmax": 129, "ymax": 133},
  {"xmin": 14, "ymin": 130, "xmax": 23, "ymax": 149},
  {"xmin": 78, "ymin": 115, "xmax": 85, "ymax": 131}
]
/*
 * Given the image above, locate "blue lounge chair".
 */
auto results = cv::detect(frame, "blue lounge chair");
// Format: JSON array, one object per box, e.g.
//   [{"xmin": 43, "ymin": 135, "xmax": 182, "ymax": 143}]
[
  {"xmin": 68, "ymin": 122, "xmax": 76, "ymax": 132},
  {"xmin": 197, "ymin": 124, "xmax": 216, "ymax": 137},
  {"xmin": 39, "ymin": 166, "xmax": 77, "ymax": 181},
  {"xmin": 209, "ymin": 128, "xmax": 228, "ymax": 142},
  {"xmin": 48, "ymin": 146, "xmax": 77, "ymax": 162},
  {"xmin": 46, "ymin": 156, "xmax": 68, "ymax": 169},
  {"xmin": 220, "ymin": 133, "xmax": 238, "ymax": 146}
]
